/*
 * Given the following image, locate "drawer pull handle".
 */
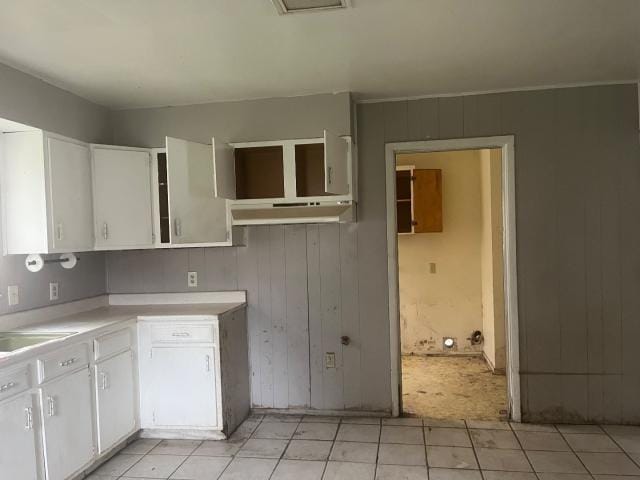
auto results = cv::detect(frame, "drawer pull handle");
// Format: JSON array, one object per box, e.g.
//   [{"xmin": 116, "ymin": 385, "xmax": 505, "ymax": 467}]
[
  {"xmin": 24, "ymin": 407, "xmax": 33, "ymax": 430},
  {"xmin": 59, "ymin": 357, "xmax": 77, "ymax": 367},
  {"xmin": 0, "ymin": 381, "xmax": 16, "ymax": 392},
  {"xmin": 171, "ymin": 332, "xmax": 190, "ymax": 337},
  {"xmin": 47, "ymin": 396, "xmax": 56, "ymax": 417}
]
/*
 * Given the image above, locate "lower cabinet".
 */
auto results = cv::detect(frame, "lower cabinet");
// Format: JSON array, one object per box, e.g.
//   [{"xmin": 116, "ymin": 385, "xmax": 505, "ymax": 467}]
[
  {"xmin": 95, "ymin": 350, "xmax": 136, "ymax": 454},
  {"xmin": 0, "ymin": 392, "xmax": 39, "ymax": 479},
  {"xmin": 148, "ymin": 346, "xmax": 217, "ymax": 428},
  {"xmin": 40, "ymin": 368, "xmax": 95, "ymax": 480}
]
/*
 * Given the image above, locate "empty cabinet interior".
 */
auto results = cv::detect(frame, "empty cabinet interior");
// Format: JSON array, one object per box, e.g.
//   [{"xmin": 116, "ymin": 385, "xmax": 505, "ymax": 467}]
[
  {"xmin": 295, "ymin": 143, "xmax": 332, "ymax": 197},
  {"xmin": 396, "ymin": 169, "xmax": 413, "ymax": 233},
  {"xmin": 234, "ymin": 146, "xmax": 284, "ymax": 199},
  {"xmin": 156, "ymin": 152, "xmax": 170, "ymax": 243}
]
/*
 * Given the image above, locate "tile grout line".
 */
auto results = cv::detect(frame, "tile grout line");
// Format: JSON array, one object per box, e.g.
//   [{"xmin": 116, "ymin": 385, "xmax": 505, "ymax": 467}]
[{"xmin": 507, "ymin": 420, "xmax": 542, "ymax": 480}]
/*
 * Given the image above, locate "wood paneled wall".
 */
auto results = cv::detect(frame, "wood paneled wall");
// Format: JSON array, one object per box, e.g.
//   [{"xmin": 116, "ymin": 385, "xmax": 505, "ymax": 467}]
[
  {"xmin": 357, "ymin": 84, "xmax": 640, "ymax": 423},
  {"xmin": 106, "ymin": 84, "xmax": 640, "ymax": 423},
  {"xmin": 106, "ymin": 222, "xmax": 383, "ymax": 412}
]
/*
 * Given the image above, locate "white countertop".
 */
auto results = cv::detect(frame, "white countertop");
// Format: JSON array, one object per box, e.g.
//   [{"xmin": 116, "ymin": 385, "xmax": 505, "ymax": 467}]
[{"xmin": 0, "ymin": 293, "xmax": 246, "ymax": 366}]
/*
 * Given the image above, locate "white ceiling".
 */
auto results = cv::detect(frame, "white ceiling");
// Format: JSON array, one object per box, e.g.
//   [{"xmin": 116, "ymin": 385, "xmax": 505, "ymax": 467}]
[{"xmin": 0, "ymin": 0, "xmax": 637, "ymax": 109}]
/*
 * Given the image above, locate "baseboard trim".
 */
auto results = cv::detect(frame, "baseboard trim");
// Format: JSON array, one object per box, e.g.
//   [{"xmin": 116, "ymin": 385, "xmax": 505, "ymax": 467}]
[
  {"xmin": 252, "ymin": 407, "xmax": 390, "ymax": 417},
  {"xmin": 139, "ymin": 428, "xmax": 226, "ymax": 440}
]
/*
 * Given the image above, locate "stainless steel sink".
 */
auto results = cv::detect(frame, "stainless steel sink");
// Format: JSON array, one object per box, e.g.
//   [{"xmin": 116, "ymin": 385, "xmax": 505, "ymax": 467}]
[{"xmin": 0, "ymin": 332, "xmax": 76, "ymax": 352}]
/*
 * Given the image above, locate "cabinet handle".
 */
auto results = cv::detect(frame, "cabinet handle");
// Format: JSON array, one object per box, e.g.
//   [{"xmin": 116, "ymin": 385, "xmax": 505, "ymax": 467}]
[
  {"xmin": 174, "ymin": 218, "xmax": 182, "ymax": 237},
  {"xmin": 171, "ymin": 332, "xmax": 190, "ymax": 337},
  {"xmin": 56, "ymin": 223, "xmax": 63, "ymax": 241},
  {"xmin": 327, "ymin": 166, "xmax": 333, "ymax": 186},
  {"xmin": 24, "ymin": 407, "xmax": 33, "ymax": 430},
  {"xmin": 0, "ymin": 381, "xmax": 16, "ymax": 392},
  {"xmin": 102, "ymin": 222, "xmax": 109, "ymax": 240},
  {"xmin": 205, "ymin": 354, "xmax": 211, "ymax": 372},
  {"xmin": 100, "ymin": 372, "xmax": 109, "ymax": 390},
  {"xmin": 59, "ymin": 357, "xmax": 76, "ymax": 367},
  {"xmin": 47, "ymin": 396, "xmax": 56, "ymax": 417}
]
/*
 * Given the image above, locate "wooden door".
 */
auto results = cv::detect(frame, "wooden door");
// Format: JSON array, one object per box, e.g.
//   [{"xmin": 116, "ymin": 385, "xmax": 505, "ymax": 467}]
[
  {"xmin": 91, "ymin": 145, "xmax": 154, "ymax": 249},
  {"xmin": 47, "ymin": 135, "xmax": 94, "ymax": 251},
  {"xmin": 95, "ymin": 351, "xmax": 136, "ymax": 454},
  {"xmin": 149, "ymin": 346, "xmax": 217, "ymax": 427},
  {"xmin": 0, "ymin": 393, "xmax": 39, "ymax": 479},
  {"xmin": 166, "ymin": 137, "xmax": 228, "ymax": 244},
  {"xmin": 414, "ymin": 169, "xmax": 443, "ymax": 233},
  {"xmin": 41, "ymin": 369, "xmax": 95, "ymax": 480}
]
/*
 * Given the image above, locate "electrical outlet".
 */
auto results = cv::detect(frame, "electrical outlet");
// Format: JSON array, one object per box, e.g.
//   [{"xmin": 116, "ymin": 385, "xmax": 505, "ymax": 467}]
[
  {"xmin": 49, "ymin": 282, "xmax": 59, "ymax": 301},
  {"xmin": 7, "ymin": 285, "xmax": 19, "ymax": 306},
  {"xmin": 187, "ymin": 271, "xmax": 198, "ymax": 288},
  {"xmin": 325, "ymin": 352, "xmax": 336, "ymax": 369}
]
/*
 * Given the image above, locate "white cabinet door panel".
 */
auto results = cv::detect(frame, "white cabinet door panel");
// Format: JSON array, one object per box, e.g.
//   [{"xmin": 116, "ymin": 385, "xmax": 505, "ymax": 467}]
[
  {"xmin": 92, "ymin": 145, "xmax": 153, "ymax": 249},
  {"xmin": 95, "ymin": 351, "xmax": 136, "ymax": 454},
  {"xmin": 47, "ymin": 135, "xmax": 94, "ymax": 251},
  {"xmin": 149, "ymin": 346, "xmax": 217, "ymax": 427},
  {"xmin": 212, "ymin": 136, "xmax": 236, "ymax": 200},
  {"xmin": 166, "ymin": 137, "xmax": 228, "ymax": 244},
  {"xmin": 41, "ymin": 368, "xmax": 95, "ymax": 480},
  {"xmin": 0, "ymin": 393, "xmax": 39, "ymax": 480},
  {"xmin": 323, "ymin": 129, "xmax": 350, "ymax": 195}
]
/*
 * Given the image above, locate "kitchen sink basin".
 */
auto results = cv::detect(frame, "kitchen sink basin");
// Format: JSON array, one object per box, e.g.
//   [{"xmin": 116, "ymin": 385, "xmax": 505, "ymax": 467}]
[{"xmin": 0, "ymin": 332, "xmax": 76, "ymax": 352}]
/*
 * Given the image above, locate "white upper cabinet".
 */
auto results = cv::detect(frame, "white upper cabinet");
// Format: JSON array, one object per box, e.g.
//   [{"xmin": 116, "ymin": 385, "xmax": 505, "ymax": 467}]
[
  {"xmin": 1, "ymin": 130, "xmax": 94, "ymax": 254},
  {"xmin": 214, "ymin": 131, "xmax": 355, "ymax": 225},
  {"xmin": 161, "ymin": 137, "xmax": 230, "ymax": 245},
  {"xmin": 91, "ymin": 145, "xmax": 154, "ymax": 250},
  {"xmin": 215, "ymin": 131, "xmax": 353, "ymax": 204},
  {"xmin": 323, "ymin": 129, "xmax": 350, "ymax": 195},
  {"xmin": 212, "ymin": 136, "xmax": 236, "ymax": 200}
]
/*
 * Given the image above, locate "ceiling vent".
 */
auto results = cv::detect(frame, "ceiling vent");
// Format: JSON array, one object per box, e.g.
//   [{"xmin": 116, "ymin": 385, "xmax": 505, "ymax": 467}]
[{"xmin": 271, "ymin": 0, "xmax": 349, "ymax": 14}]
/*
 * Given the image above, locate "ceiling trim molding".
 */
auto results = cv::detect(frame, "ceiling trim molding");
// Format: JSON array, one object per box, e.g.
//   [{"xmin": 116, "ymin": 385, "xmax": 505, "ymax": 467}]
[{"xmin": 356, "ymin": 79, "xmax": 639, "ymax": 104}]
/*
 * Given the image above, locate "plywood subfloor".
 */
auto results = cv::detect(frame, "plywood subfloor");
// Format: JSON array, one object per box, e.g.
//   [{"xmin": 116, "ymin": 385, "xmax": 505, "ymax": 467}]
[{"xmin": 402, "ymin": 355, "xmax": 507, "ymax": 421}]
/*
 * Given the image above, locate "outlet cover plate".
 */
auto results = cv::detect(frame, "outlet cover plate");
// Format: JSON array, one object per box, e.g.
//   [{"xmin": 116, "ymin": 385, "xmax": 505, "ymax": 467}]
[
  {"xmin": 188, "ymin": 271, "xmax": 198, "ymax": 288},
  {"xmin": 325, "ymin": 352, "xmax": 336, "ymax": 369},
  {"xmin": 49, "ymin": 282, "xmax": 59, "ymax": 301},
  {"xmin": 8, "ymin": 285, "xmax": 19, "ymax": 306}
]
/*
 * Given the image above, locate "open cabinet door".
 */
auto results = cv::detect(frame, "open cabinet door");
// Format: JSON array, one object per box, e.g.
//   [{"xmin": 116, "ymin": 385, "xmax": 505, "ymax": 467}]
[
  {"xmin": 324, "ymin": 129, "xmax": 350, "ymax": 195},
  {"xmin": 166, "ymin": 137, "xmax": 228, "ymax": 244},
  {"xmin": 213, "ymin": 137, "xmax": 236, "ymax": 199}
]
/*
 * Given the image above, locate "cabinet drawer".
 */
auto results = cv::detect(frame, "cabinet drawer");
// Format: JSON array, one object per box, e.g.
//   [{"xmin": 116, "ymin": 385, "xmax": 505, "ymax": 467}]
[
  {"xmin": 38, "ymin": 344, "xmax": 89, "ymax": 384},
  {"xmin": 0, "ymin": 364, "xmax": 30, "ymax": 403},
  {"xmin": 150, "ymin": 324, "xmax": 215, "ymax": 344},
  {"xmin": 95, "ymin": 328, "xmax": 132, "ymax": 362}
]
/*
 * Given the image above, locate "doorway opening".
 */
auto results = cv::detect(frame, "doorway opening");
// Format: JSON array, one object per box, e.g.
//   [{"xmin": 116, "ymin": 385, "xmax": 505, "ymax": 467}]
[{"xmin": 385, "ymin": 137, "xmax": 520, "ymax": 422}]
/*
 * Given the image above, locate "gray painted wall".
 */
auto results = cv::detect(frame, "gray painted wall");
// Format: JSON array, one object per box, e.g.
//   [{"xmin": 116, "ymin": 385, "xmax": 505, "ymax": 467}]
[
  {"xmin": 107, "ymin": 84, "xmax": 640, "ymax": 424},
  {"xmin": 0, "ymin": 62, "xmax": 110, "ymax": 315},
  {"xmin": 356, "ymin": 84, "xmax": 640, "ymax": 424}
]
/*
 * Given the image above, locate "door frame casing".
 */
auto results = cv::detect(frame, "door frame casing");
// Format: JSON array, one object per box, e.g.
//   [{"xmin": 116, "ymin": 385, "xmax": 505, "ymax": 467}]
[{"xmin": 384, "ymin": 136, "xmax": 521, "ymax": 422}]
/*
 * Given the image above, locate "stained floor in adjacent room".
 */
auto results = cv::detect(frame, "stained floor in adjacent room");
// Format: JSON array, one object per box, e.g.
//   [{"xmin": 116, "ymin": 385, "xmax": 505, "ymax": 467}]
[{"xmin": 402, "ymin": 355, "xmax": 508, "ymax": 421}]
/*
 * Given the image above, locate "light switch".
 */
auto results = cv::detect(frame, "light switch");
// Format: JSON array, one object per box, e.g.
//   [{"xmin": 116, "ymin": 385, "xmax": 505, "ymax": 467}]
[
  {"xmin": 429, "ymin": 262, "xmax": 437, "ymax": 274},
  {"xmin": 325, "ymin": 352, "xmax": 336, "ymax": 369},
  {"xmin": 8, "ymin": 285, "xmax": 19, "ymax": 306},
  {"xmin": 188, "ymin": 271, "xmax": 198, "ymax": 288},
  {"xmin": 49, "ymin": 282, "xmax": 59, "ymax": 301}
]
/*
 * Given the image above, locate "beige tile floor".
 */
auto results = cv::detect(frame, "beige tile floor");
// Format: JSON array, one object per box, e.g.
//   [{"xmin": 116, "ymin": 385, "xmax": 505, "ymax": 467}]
[{"xmin": 86, "ymin": 415, "xmax": 640, "ymax": 480}]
